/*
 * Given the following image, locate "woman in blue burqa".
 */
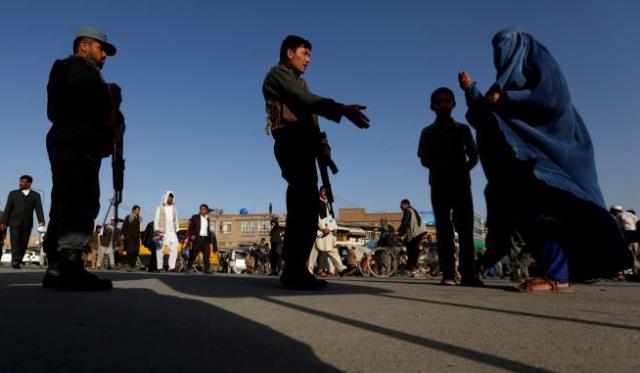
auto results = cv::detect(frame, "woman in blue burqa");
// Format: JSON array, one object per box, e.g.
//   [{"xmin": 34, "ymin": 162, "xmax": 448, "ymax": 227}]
[{"xmin": 459, "ymin": 27, "xmax": 632, "ymax": 292}]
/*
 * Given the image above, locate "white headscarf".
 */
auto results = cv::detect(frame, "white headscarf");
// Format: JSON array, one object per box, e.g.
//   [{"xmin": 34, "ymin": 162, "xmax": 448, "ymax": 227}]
[{"xmin": 161, "ymin": 190, "xmax": 176, "ymax": 206}]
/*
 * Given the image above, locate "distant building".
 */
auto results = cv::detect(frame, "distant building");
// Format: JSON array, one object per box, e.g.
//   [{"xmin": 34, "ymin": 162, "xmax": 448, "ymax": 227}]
[
  {"xmin": 338, "ymin": 207, "xmax": 485, "ymax": 248},
  {"xmin": 207, "ymin": 212, "xmax": 285, "ymax": 249},
  {"xmin": 338, "ymin": 208, "xmax": 403, "ymax": 229},
  {"xmin": 204, "ymin": 211, "xmax": 373, "ymax": 249},
  {"xmin": 338, "ymin": 208, "xmax": 435, "ymax": 242},
  {"xmin": 338, "ymin": 208, "xmax": 436, "ymax": 230},
  {"xmin": 180, "ymin": 207, "xmax": 486, "ymax": 250}
]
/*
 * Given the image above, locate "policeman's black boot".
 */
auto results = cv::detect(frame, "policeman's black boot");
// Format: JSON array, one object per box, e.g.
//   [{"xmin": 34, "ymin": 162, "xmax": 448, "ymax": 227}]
[
  {"xmin": 42, "ymin": 236, "xmax": 60, "ymax": 289},
  {"xmin": 56, "ymin": 250, "xmax": 112, "ymax": 291},
  {"xmin": 42, "ymin": 261, "xmax": 60, "ymax": 289}
]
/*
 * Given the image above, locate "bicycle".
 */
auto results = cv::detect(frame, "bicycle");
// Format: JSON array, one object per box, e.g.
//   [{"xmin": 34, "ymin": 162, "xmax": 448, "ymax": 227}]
[
  {"xmin": 365, "ymin": 242, "xmax": 438, "ymax": 278},
  {"xmin": 339, "ymin": 246, "xmax": 370, "ymax": 277},
  {"xmin": 395, "ymin": 244, "xmax": 440, "ymax": 277},
  {"xmin": 175, "ymin": 246, "xmax": 190, "ymax": 272},
  {"xmin": 365, "ymin": 245, "xmax": 399, "ymax": 278}
]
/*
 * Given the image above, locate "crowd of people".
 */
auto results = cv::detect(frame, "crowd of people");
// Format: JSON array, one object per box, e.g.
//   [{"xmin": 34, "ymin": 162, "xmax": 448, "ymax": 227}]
[
  {"xmin": 0, "ymin": 26, "xmax": 636, "ymax": 292},
  {"xmin": 1, "ymin": 175, "xmax": 638, "ymax": 289},
  {"xmin": 82, "ymin": 193, "xmax": 221, "ymax": 274}
]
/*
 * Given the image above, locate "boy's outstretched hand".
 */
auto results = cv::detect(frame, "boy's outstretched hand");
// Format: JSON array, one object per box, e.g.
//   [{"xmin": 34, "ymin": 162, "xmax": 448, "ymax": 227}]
[
  {"xmin": 458, "ymin": 71, "xmax": 474, "ymax": 90},
  {"xmin": 343, "ymin": 104, "xmax": 370, "ymax": 129}
]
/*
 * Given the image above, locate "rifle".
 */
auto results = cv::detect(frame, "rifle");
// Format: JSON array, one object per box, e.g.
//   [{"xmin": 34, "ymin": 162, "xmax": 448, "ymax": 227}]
[
  {"xmin": 109, "ymin": 83, "xmax": 125, "ymax": 222},
  {"xmin": 317, "ymin": 132, "xmax": 338, "ymax": 216}
]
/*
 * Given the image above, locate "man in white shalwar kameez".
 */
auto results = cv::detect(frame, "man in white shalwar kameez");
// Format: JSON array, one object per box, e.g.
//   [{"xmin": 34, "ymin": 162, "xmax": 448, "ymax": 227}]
[{"xmin": 154, "ymin": 191, "xmax": 180, "ymax": 271}]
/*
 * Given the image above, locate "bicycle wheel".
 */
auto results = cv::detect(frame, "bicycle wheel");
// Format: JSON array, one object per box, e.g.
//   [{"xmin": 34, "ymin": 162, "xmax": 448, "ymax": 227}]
[
  {"xmin": 357, "ymin": 255, "xmax": 371, "ymax": 277},
  {"xmin": 368, "ymin": 248, "xmax": 398, "ymax": 277},
  {"xmin": 416, "ymin": 247, "xmax": 431, "ymax": 274},
  {"xmin": 176, "ymin": 255, "xmax": 188, "ymax": 272},
  {"xmin": 394, "ymin": 246, "xmax": 408, "ymax": 273},
  {"xmin": 261, "ymin": 260, "xmax": 271, "ymax": 275}
]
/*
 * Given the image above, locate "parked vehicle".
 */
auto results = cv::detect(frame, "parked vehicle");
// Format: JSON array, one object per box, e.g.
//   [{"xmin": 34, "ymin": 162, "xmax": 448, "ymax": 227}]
[
  {"xmin": 1, "ymin": 230, "xmax": 47, "ymax": 266},
  {"xmin": 244, "ymin": 246, "xmax": 271, "ymax": 275},
  {"xmin": 1, "ymin": 246, "xmax": 47, "ymax": 266},
  {"xmin": 220, "ymin": 247, "xmax": 248, "ymax": 274}
]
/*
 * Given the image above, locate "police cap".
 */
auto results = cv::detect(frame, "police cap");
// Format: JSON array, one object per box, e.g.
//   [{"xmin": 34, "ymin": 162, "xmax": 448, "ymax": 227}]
[{"xmin": 75, "ymin": 26, "xmax": 117, "ymax": 56}]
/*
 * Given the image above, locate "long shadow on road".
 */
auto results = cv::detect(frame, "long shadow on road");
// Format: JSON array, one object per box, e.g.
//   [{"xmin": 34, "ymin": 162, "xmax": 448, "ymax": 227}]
[
  {"xmin": 0, "ymin": 271, "xmax": 344, "ymax": 373},
  {"xmin": 336, "ymin": 276, "xmax": 516, "ymax": 291},
  {"xmin": 257, "ymin": 296, "xmax": 555, "ymax": 373},
  {"xmin": 337, "ymin": 277, "xmax": 640, "ymax": 332},
  {"xmin": 4, "ymin": 270, "xmax": 624, "ymax": 373},
  {"xmin": 374, "ymin": 293, "xmax": 640, "ymax": 332},
  {"xmin": 140, "ymin": 273, "xmax": 556, "ymax": 372}
]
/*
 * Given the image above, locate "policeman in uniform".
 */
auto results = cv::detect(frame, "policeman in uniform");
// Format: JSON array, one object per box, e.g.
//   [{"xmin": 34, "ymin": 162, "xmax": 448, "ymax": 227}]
[
  {"xmin": 262, "ymin": 35, "xmax": 370, "ymax": 290},
  {"xmin": 43, "ymin": 27, "xmax": 119, "ymax": 291}
]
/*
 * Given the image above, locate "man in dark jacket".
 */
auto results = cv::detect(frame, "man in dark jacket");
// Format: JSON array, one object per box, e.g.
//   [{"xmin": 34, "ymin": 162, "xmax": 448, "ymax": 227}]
[
  {"xmin": 262, "ymin": 35, "xmax": 370, "ymax": 290},
  {"xmin": 142, "ymin": 221, "xmax": 158, "ymax": 272},
  {"xmin": 0, "ymin": 211, "xmax": 6, "ymax": 252},
  {"xmin": 43, "ymin": 26, "xmax": 117, "ymax": 290},
  {"xmin": 187, "ymin": 204, "xmax": 217, "ymax": 274},
  {"xmin": 121, "ymin": 205, "xmax": 141, "ymax": 271},
  {"xmin": 269, "ymin": 217, "xmax": 283, "ymax": 276},
  {"xmin": 0, "ymin": 175, "xmax": 45, "ymax": 269},
  {"xmin": 397, "ymin": 199, "xmax": 427, "ymax": 276}
]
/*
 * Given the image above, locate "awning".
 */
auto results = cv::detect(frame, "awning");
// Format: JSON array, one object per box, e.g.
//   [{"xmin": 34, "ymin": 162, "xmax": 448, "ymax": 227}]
[{"xmin": 336, "ymin": 226, "xmax": 366, "ymax": 235}]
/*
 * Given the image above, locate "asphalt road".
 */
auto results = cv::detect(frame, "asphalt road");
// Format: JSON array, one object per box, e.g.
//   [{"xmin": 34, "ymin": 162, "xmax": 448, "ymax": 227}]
[{"xmin": 0, "ymin": 267, "xmax": 638, "ymax": 373}]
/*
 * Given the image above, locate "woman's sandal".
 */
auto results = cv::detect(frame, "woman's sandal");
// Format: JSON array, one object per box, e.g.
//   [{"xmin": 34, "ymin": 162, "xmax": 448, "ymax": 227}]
[{"xmin": 516, "ymin": 276, "xmax": 574, "ymax": 293}]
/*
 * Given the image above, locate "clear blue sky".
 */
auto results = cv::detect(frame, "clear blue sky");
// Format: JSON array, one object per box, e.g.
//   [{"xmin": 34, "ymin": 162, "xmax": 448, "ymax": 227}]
[{"xmin": 1, "ymin": 0, "xmax": 638, "ymax": 225}]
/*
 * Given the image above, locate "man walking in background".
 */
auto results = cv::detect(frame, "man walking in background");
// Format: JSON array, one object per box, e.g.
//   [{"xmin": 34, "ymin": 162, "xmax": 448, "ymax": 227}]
[
  {"xmin": 88, "ymin": 225, "xmax": 101, "ymax": 269},
  {"xmin": 0, "ymin": 175, "xmax": 45, "ymax": 269},
  {"xmin": 611, "ymin": 205, "xmax": 639, "ymax": 278},
  {"xmin": 269, "ymin": 217, "xmax": 283, "ymax": 276},
  {"xmin": 142, "ymin": 221, "xmax": 158, "ymax": 272},
  {"xmin": 121, "ymin": 205, "xmax": 142, "ymax": 271},
  {"xmin": 97, "ymin": 219, "xmax": 119, "ymax": 270},
  {"xmin": 397, "ymin": 199, "xmax": 427, "ymax": 277},
  {"xmin": 187, "ymin": 204, "xmax": 217, "ymax": 274},
  {"xmin": 0, "ymin": 211, "xmax": 6, "ymax": 253},
  {"xmin": 154, "ymin": 192, "xmax": 180, "ymax": 271}
]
